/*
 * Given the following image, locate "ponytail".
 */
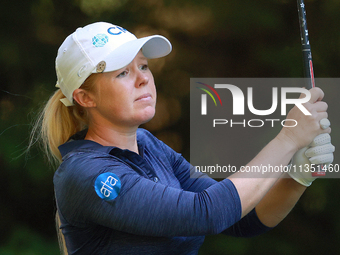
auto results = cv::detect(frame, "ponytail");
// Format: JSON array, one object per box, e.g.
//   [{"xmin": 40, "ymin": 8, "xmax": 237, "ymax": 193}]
[
  {"xmin": 29, "ymin": 89, "xmax": 86, "ymax": 164},
  {"xmin": 29, "ymin": 74, "xmax": 97, "ymax": 165},
  {"xmin": 56, "ymin": 212, "xmax": 68, "ymax": 255},
  {"xmin": 28, "ymin": 79, "xmax": 97, "ymax": 254}
]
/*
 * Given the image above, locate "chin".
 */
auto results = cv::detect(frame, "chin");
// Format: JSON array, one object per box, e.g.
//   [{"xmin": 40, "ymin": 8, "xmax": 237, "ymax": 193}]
[{"xmin": 136, "ymin": 108, "xmax": 156, "ymax": 125}]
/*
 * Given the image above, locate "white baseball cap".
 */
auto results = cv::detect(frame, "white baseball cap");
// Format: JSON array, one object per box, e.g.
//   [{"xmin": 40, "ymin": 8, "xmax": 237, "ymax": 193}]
[{"xmin": 55, "ymin": 22, "xmax": 172, "ymax": 106}]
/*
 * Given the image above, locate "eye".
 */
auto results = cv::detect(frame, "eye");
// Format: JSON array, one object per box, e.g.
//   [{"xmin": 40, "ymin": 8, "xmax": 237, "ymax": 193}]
[
  {"xmin": 116, "ymin": 70, "xmax": 128, "ymax": 78},
  {"xmin": 139, "ymin": 64, "xmax": 148, "ymax": 71}
]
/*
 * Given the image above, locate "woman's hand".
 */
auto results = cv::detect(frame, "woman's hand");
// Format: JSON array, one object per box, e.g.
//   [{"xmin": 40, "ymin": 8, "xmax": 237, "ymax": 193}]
[{"xmin": 277, "ymin": 87, "xmax": 330, "ymax": 153}]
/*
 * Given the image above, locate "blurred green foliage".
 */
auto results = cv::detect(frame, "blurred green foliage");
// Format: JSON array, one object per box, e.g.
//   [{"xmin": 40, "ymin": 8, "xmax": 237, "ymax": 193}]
[
  {"xmin": 0, "ymin": 225, "xmax": 59, "ymax": 255},
  {"xmin": 1, "ymin": 0, "xmax": 339, "ymax": 254}
]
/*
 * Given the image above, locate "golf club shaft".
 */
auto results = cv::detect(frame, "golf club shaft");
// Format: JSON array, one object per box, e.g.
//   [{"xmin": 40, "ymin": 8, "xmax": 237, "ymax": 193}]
[
  {"xmin": 297, "ymin": 0, "xmax": 315, "ymax": 89},
  {"xmin": 297, "ymin": 0, "xmax": 325, "ymax": 176}
]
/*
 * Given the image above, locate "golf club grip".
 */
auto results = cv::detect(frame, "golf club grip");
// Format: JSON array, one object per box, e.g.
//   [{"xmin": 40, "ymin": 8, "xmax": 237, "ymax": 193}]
[{"xmin": 297, "ymin": 0, "xmax": 325, "ymax": 176}]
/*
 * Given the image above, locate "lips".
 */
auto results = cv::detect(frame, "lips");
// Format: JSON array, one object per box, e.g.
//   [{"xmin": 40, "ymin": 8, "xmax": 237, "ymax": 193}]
[{"xmin": 135, "ymin": 93, "xmax": 152, "ymax": 102}]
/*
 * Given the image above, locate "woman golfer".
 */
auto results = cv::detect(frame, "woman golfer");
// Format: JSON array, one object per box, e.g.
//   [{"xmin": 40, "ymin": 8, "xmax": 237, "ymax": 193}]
[{"xmin": 35, "ymin": 22, "xmax": 334, "ymax": 254}]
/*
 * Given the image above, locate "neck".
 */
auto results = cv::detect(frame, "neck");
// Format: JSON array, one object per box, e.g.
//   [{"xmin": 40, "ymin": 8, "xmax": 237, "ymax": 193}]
[{"xmin": 85, "ymin": 123, "xmax": 139, "ymax": 154}]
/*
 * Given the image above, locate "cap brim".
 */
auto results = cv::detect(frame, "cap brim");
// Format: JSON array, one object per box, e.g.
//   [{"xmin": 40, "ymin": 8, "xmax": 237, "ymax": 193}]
[{"xmin": 95, "ymin": 35, "xmax": 172, "ymax": 73}]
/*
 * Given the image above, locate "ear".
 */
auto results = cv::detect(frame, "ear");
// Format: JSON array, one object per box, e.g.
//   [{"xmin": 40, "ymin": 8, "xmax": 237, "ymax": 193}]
[{"xmin": 73, "ymin": 89, "xmax": 96, "ymax": 108}]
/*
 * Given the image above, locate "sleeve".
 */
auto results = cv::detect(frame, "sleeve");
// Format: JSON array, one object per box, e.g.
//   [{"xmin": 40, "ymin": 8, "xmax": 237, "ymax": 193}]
[
  {"xmin": 54, "ymin": 153, "xmax": 242, "ymax": 237},
  {"xmin": 222, "ymin": 208, "xmax": 273, "ymax": 237},
  {"xmin": 156, "ymin": 141, "xmax": 273, "ymax": 237},
  {"xmin": 156, "ymin": 137, "xmax": 219, "ymax": 192}
]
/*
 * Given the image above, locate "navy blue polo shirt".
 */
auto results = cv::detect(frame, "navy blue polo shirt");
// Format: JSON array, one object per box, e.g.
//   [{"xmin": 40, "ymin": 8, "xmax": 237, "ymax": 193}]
[{"xmin": 54, "ymin": 128, "xmax": 271, "ymax": 255}]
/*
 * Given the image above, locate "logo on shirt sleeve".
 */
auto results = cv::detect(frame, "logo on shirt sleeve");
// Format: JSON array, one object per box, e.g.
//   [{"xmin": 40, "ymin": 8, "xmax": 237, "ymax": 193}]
[{"xmin": 94, "ymin": 173, "xmax": 121, "ymax": 201}]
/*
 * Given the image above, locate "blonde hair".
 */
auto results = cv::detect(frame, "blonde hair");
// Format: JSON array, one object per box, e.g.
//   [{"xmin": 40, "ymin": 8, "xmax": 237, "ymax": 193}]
[
  {"xmin": 29, "ymin": 74, "xmax": 97, "ymax": 165},
  {"xmin": 56, "ymin": 212, "xmax": 68, "ymax": 255},
  {"xmin": 28, "ymin": 74, "xmax": 98, "ymax": 255}
]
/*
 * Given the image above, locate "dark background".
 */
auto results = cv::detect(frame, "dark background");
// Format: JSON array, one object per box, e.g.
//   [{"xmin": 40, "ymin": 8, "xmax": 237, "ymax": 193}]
[{"xmin": 0, "ymin": 0, "xmax": 339, "ymax": 254}]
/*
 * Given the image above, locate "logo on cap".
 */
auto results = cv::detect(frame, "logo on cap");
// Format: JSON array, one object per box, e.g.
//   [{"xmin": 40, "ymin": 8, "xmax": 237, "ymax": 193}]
[
  {"xmin": 94, "ymin": 172, "xmax": 121, "ymax": 201},
  {"xmin": 92, "ymin": 34, "xmax": 109, "ymax": 47},
  {"xmin": 108, "ymin": 26, "xmax": 127, "ymax": 35}
]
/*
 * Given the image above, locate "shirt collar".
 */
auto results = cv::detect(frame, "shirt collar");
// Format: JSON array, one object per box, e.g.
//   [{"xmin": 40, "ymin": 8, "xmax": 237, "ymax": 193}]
[{"xmin": 58, "ymin": 129, "xmax": 146, "ymax": 158}]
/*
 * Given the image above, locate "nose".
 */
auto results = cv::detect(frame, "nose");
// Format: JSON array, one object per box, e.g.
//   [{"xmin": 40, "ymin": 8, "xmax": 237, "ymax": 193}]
[{"xmin": 135, "ymin": 69, "xmax": 149, "ymax": 88}]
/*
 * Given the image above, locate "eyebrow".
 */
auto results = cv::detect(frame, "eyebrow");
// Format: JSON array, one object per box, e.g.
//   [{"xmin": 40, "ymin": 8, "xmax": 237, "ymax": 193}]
[{"xmin": 137, "ymin": 55, "xmax": 148, "ymax": 61}]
